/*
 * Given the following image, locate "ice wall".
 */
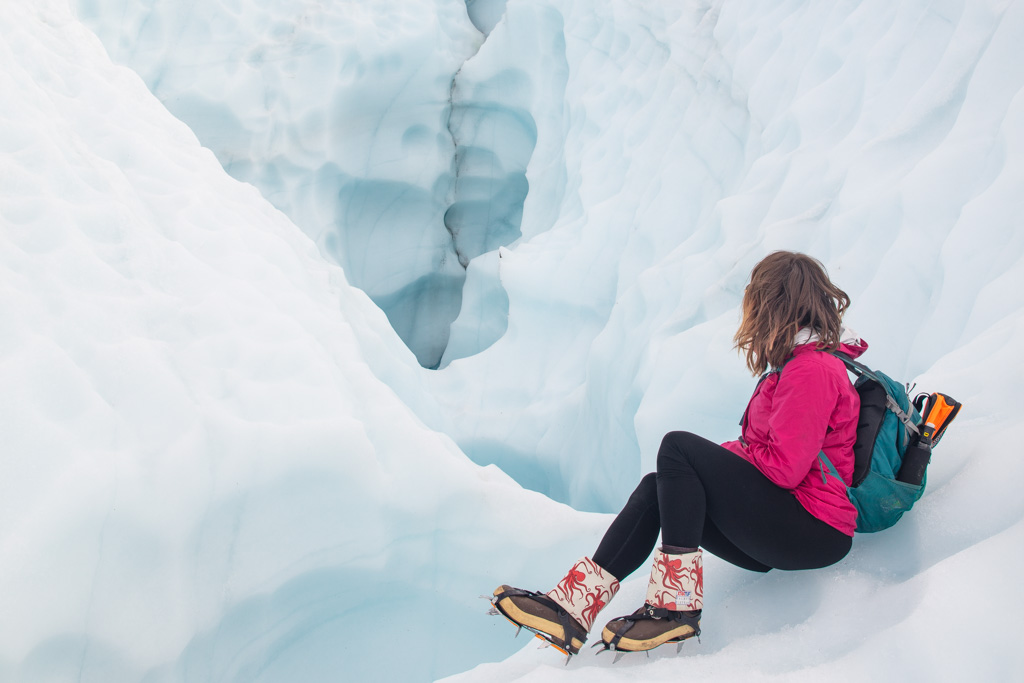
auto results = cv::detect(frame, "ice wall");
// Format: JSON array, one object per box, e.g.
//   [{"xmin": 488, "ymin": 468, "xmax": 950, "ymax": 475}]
[
  {"xmin": 441, "ymin": 2, "xmax": 570, "ymax": 364},
  {"xmin": 72, "ymin": 0, "xmax": 486, "ymax": 368},
  {"xmin": 71, "ymin": 0, "xmax": 553, "ymax": 369},
  {"xmin": 465, "ymin": 0, "xmax": 509, "ymax": 35},
  {"xmin": 0, "ymin": 3, "xmax": 603, "ymax": 681}
]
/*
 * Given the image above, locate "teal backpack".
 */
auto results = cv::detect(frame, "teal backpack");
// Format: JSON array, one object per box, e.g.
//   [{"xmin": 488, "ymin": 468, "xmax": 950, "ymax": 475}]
[{"xmin": 820, "ymin": 351, "xmax": 925, "ymax": 533}]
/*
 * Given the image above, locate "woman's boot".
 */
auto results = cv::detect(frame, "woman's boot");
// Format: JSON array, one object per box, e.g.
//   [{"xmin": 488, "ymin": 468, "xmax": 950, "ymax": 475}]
[
  {"xmin": 600, "ymin": 547, "xmax": 702, "ymax": 652},
  {"xmin": 492, "ymin": 557, "xmax": 620, "ymax": 654}
]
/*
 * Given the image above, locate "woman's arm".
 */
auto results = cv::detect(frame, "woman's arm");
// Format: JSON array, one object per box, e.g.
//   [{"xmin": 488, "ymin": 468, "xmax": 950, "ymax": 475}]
[{"xmin": 743, "ymin": 356, "xmax": 841, "ymax": 489}]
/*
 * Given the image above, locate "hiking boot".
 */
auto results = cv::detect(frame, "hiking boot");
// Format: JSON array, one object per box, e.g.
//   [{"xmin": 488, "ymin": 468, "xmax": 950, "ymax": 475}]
[
  {"xmin": 601, "ymin": 604, "xmax": 701, "ymax": 652},
  {"xmin": 600, "ymin": 548, "xmax": 703, "ymax": 652},
  {"xmin": 492, "ymin": 557, "xmax": 619, "ymax": 654}
]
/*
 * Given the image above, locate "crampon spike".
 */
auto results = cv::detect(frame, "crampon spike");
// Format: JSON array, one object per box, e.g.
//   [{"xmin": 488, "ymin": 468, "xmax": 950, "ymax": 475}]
[
  {"xmin": 565, "ymin": 653, "xmax": 572, "ymax": 666},
  {"xmin": 486, "ymin": 607, "xmax": 499, "ymax": 616},
  {"xmin": 612, "ymin": 652, "xmax": 626, "ymax": 664},
  {"xmin": 515, "ymin": 625, "xmax": 522, "ymax": 638},
  {"xmin": 676, "ymin": 641, "xmax": 684, "ymax": 653},
  {"xmin": 533, "ymin": 634, "xmax": 570, "ymax": 657}
]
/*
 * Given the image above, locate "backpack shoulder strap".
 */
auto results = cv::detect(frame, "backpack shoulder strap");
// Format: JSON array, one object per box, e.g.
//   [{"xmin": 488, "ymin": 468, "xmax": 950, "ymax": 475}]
[
  {"xmin": 826, "ymin": 349, "xmax": 877, "ymax": 381},
  {"xmin": 826, "ymin": 349, "xmax": 920, "ymax": 437}
]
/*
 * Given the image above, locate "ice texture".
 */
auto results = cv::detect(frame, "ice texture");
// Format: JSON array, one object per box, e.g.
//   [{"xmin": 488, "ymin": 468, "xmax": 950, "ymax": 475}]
[
  {"xmin": 0, "ymin": 3, "xmax": 599, "ymax": 681},
  {"xmin": 4, "ymin": 0, "xmax": 1024, "ymax": 681},
  {"xmin": 72, "ymin": 0, "xmax": 489, "ymax": 367},
  {"xmin": 440, "ymin": 1, "xmax": 570, "ymax": 365},
  {"xmin": 69, "ymin": 0, "xmax": 557, "ymax": 369},
  {"xmin": 465, "ymin": 0, "xmax": 509, "ymax": 35}
]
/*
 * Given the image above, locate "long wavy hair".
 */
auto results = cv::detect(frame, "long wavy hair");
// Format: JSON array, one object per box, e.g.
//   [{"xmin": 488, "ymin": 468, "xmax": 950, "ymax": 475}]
[{"xmin": 733, "ymin": 251, "xmax": 850, "ymax": 375}]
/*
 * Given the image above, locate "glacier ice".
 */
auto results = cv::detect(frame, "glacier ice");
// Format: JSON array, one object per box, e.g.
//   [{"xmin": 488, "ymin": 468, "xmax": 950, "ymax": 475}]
[
  {"xmin": 0, "ymin": 3, "xmax": 599, "ymax": 681},
  {"xmin": 4, "ymin": 0, "xmax": 1024, "ymax": 681},
  {"xmin": 72, "ymin": 0, "xmax": 490, "ymax": 367},
  {"xmin": 465, "ymin": 0, "xmax": 509, "ymax": 35},
  {"xmin": 70, "ymin": 0, "xmax": 559, "ymax": 369}
]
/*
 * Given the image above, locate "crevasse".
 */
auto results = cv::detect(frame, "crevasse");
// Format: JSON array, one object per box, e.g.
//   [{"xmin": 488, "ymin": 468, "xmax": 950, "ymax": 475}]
[{"xmin": 73, "ymin": 0, "xmax": 530, "ymax": 368}]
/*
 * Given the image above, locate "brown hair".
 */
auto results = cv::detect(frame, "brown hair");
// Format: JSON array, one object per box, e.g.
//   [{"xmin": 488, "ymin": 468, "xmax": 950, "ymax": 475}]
[{"xmin": 733, "ymin": 251, "xmax": 850, "ymax": 375}]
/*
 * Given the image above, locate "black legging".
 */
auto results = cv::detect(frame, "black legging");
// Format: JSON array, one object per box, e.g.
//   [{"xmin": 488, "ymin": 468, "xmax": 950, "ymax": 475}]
[{"xmin": 593, "ymin": 431, "xmax": 852, "ymax": 578}]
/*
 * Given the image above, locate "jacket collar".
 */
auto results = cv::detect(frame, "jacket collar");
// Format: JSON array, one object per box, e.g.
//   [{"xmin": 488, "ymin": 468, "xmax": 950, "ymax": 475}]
[{"xmin": 791, "ymin": 325, "xmax": 868, "ymax": 360}]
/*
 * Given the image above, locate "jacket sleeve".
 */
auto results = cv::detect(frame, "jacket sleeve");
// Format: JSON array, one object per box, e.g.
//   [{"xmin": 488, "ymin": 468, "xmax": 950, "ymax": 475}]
[{"xmin": 743, "ymin": 357, "xmax": 840, "ymax": 489}]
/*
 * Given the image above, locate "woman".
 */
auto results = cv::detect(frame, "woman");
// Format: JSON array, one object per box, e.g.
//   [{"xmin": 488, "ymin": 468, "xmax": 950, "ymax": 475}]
[{"xmin": 492, "ymin": 251, "xmax": 864, "ymax": 655}]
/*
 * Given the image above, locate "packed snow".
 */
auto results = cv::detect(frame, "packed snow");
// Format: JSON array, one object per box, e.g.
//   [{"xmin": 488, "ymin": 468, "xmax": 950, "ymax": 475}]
[{"xmin": 2, "ymin": 0, "xmax": 1023, "ymax": 682}]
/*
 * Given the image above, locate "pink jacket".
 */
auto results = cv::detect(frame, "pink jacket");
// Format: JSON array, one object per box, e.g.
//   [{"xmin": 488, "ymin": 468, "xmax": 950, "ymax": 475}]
[{"xmin": 720, "ymin": 336, "xmax": 866, "ymax": 536}]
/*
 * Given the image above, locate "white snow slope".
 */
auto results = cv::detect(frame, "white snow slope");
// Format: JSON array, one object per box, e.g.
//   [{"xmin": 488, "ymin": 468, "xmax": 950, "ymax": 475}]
[{"xmin": 3, "ymin": 0, "xmax": 1024, "ymax": 682}]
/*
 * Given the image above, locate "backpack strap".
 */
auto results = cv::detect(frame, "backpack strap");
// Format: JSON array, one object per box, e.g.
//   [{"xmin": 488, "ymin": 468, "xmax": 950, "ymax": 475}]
[
  {"xmin": 827, "ymin": 349, "xmax": 872, "ymax": 377},
  {"xmin": 826, "ymin": 350, "xmax": 919, "ymax": 437},
  {"xmin": 887, "ymin": 396, "xmax": 920, "ymax": 436}
]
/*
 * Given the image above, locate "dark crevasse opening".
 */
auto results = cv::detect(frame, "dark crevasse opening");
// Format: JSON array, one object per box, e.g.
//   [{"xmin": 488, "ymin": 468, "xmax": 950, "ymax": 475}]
[
  {"xmin": 445, "ymin": 101, "xmax": 536, "ymax": 269},
  {"xmin": 336, "ymin": 68, "xmax": 537, "ymax": 369},
  {"xmin": 324, "ymin": 175, "xmax": 466, "ymax": 369},
  {"xmin": 76, "ymin": 0, "xmax": 536, "ymax": 371},
  {"xmin": 323, "ymin": 4, "xmax": 534, "ymax": 369}
]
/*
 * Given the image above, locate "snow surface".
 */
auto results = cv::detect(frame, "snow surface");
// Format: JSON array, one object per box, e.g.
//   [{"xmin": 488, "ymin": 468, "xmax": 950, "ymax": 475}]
[{"xmin": 3, "ymin": 0, "xmax": 1024, "ymax": 681}]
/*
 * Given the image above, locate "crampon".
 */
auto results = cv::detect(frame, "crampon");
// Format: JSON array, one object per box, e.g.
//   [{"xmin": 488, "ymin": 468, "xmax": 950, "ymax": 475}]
[
  {"xmin": 486, "ymin": 586, "xmax": 586, "ymax": 661},
  {"xmin": 593, "ymin": 604, "xmax": 701, "ymax": 662}
]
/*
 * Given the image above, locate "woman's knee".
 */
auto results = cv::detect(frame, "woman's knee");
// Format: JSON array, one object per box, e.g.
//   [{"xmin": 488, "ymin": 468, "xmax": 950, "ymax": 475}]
[
  {"xmin": 657, "ymin": 431, "xmax": 702, "ymax": 473},
  {"xmin": 638, "ymin": 471, "xmax": 657, "ymax": 495},
  {"xmin": 626, "ymin": 472, "xmax": 658, "ymax": 507}
]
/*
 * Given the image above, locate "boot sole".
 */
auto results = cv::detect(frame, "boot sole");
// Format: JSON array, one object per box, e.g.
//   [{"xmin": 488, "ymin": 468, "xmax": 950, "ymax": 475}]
[
  {"xmin": 600, "ymin": 622, "xmax": 698, "ymax": 652},
  {"xmin": 492, "ymin": 586, "xmax": 585, "ymax": 654}
]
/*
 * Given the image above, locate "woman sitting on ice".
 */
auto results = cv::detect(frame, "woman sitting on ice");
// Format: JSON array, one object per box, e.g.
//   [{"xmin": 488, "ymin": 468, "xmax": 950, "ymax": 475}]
[{"xmin": 492, "ymin": 251, "xmax": 863, "ymax": 655}]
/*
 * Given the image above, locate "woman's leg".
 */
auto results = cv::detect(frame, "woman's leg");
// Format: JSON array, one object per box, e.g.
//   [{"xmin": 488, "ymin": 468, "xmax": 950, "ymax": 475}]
[
  {"xmin": 592, "ymin": 470, "xmax": 775, "ymax": 575},
  {"xmin": 656, "ymin": 431, "xmax": 851, "ymax": 570},
  {"xmin": 593, "ymin": 431, "xmax": 850, "ymax": 653},
  {"xmin": 699, "ymin": 518, "xmax": 772, "ymax": 572},
  {"xmin": 592, "ymin": 473, "xmax": 661, "ymax": 579},
  {"xmin": 591, "ymin": 429, "xmax": 850, "ymax": 579}
]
